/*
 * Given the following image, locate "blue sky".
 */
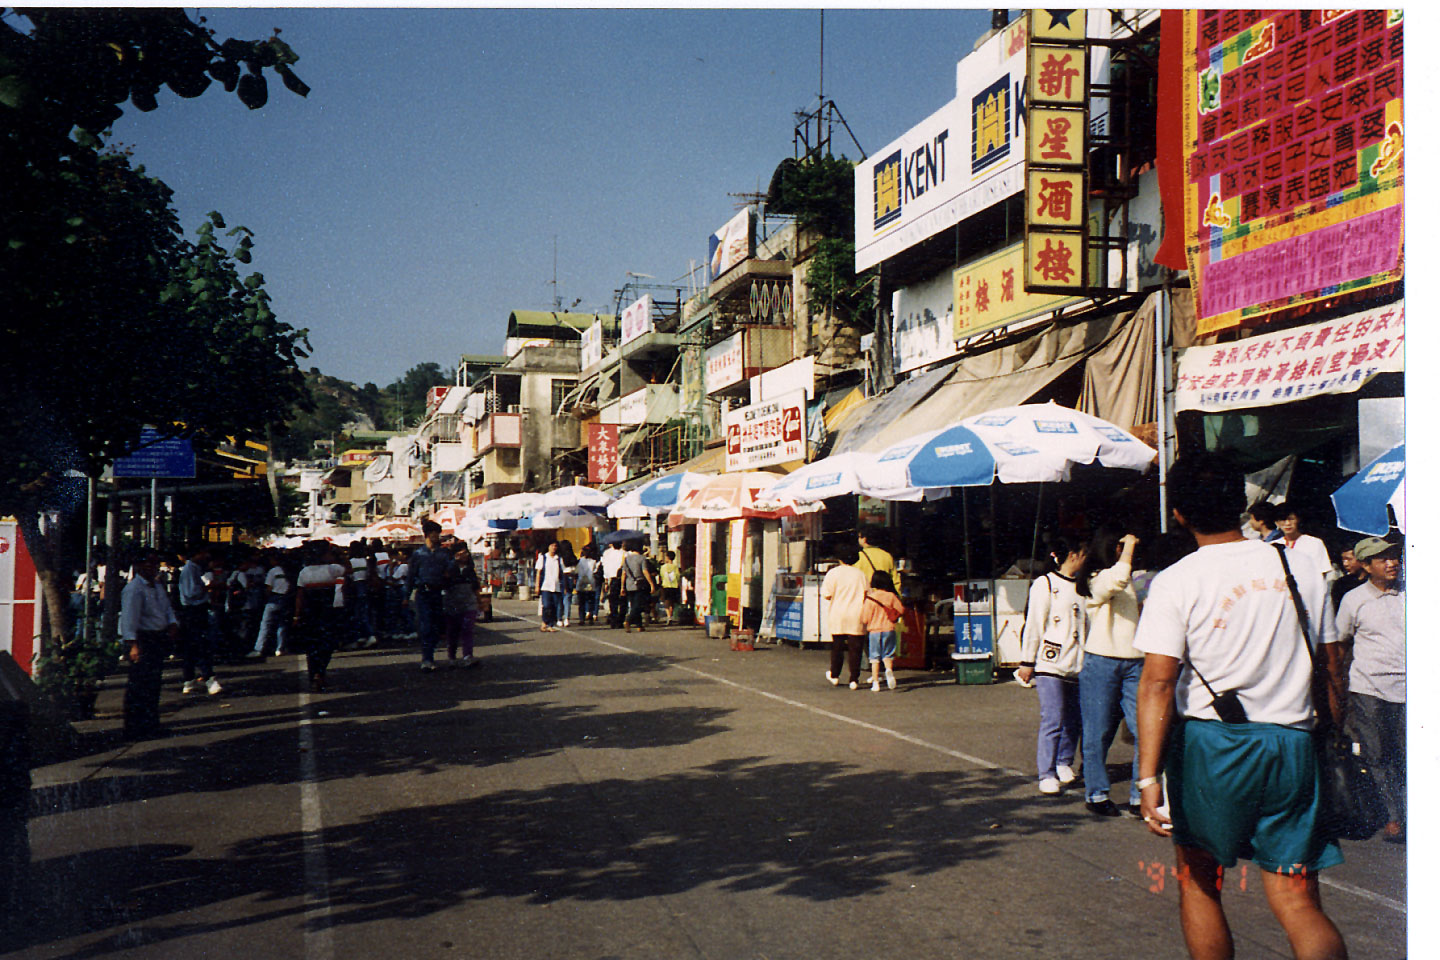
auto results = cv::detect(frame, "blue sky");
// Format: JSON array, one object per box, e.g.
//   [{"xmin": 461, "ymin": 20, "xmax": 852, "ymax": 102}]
[{"xmin": 109, "ymin": 7, "xmax": 995, "ymax": 386}]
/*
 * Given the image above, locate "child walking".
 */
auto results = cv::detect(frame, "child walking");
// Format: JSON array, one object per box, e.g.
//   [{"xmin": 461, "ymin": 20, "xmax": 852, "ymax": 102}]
[{"xmin": 861, "ymin": 571, "xmax": 905, "ymax": 692}]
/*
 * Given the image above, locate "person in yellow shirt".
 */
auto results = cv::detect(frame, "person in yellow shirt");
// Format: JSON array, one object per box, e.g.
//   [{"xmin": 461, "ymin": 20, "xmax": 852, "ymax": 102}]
[{"xmin": 855, "ymin": 529, "xmax": 901, "ymax": 595}]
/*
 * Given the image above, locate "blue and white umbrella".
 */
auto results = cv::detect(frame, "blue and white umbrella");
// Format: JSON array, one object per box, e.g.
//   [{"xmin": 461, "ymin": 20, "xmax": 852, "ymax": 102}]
[
  {"xmin": 606, "ymin": 471, "xmax": 710, "ymax": 518},
  {"xmin": 905, "ymin": 402, "xmax": 1155, "ymax": 487},
  {"xmin": 1331, "ymin": 443, "xmax": 1405, "ymax": 536}
]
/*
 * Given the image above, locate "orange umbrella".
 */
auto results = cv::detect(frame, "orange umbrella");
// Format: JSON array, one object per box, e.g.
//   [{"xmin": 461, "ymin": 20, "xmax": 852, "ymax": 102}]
[
  {"xmin": 359, "ymin": 516, "xmax": 422, "ymax": 541},
  {"xmin": 668, "ymin": 472, "xmax": 784, "ymax": 525},
  {"xmin": 428, "ymin": 504, "xmax": 469, "ymax": 535}
]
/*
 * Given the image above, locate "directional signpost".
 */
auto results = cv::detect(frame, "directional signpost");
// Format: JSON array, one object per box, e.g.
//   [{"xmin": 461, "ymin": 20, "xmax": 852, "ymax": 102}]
[{"xmin": 112, "ymin": 427, "xmax": 196, "ymax": 547}]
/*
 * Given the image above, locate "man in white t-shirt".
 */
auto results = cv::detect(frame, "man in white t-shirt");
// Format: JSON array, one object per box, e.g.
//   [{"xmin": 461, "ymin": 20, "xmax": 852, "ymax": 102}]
[
  {"xmin": 601, "ymin": 542, "xmax": 626, "ymax": 628},
  {"xmin": 1275, "ymin": 500, "xmax": 1335, "ymax": 586},
  {"xmin": 1135, "ymin": 454, "xmax": 1346, "ymax": 960}
]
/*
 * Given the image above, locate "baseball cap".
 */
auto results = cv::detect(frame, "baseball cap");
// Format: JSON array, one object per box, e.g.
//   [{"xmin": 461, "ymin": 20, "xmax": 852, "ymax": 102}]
[{"xmin": 1353, "ymin": 537, "xmax": 1400, "ymax": 561}]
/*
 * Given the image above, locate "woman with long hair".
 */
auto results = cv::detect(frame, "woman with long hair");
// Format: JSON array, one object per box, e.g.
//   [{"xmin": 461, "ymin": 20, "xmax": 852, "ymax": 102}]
[
  {"xmin": 1016, "ymin": 533, "xmax": 1088, "ymax": 795},
  {"xmin": 861, "ymin": 570, "xmax": 904, "ymax": 691},
  {"xmin": 557, "ymin": 540, "xmax": 579, "ymax": 628},
  {"xmin": 1075, "ymin": 527, "xmax": 1143, "ymax": 818},
  {"xmin": 575, "ymin": 543, "xmax": 600, "ymax": 625}
]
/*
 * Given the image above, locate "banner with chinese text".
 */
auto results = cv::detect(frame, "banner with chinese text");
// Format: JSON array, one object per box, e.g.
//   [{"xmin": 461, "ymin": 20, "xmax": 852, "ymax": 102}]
[
  {"xmin": 1178, "ymin": 9, "xmax": 1403, "ymax": 336},
  {"xmin": 587, "ymin": 423, "xmax": 619, "ymax": 484},
  {"xmin": 724, "ymin": 390, "xmax": 806, "ymax": 472},
  {"xmin": 1174, "ymin": 300, "xmax": 1403, "ymax": 411}
]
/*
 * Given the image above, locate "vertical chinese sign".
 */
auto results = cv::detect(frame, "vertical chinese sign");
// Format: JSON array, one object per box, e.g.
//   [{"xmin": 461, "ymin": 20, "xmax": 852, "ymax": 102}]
[
  {"xmin": 1024, "ymin": 9, "xmax": 1090, "ymax": 294},
  {"xmin": 587, "ymin": 423, "xmax": 619, "ymax": 484},
  {"xmin": 1176, "ymin": 10, "xmax": 1403, "ymax": 336}
]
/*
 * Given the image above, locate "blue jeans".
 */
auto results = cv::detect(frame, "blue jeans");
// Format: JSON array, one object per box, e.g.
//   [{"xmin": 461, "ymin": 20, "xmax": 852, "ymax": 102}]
[
  {"xmin": 1079, "ymin": 654, "xmax": 1142, "ymax": 804},
  {"xmin": 350, "ymin": 579, "xmax": 375, "ymax": 639},
  {"xmin": 253, "ymin": 596, "xmax": 291, "ymax": 653},
  {"xmin": 1034, "ymin": 675, "xmax": 1080, "ymax": 780},
  {"xmin": 413, "ymin": 589, "xmax": 444, "ymax": 663},
  {"xmin": 562, "ymin": 589, "xmax": 574, "ymax": 622},
  {"xmin": 541, "ymin": 590, "xmax": 562, "ymax": 626},
  {"xmin": 576, "ymin": 590, "xmax": 598, "ymax": 621}
]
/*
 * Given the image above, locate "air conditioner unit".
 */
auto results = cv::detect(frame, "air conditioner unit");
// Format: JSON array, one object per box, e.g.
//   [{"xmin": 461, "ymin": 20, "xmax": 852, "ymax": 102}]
[{"xmin": 506, "ymin": 405, "xmax": 520, "ymax": 414}]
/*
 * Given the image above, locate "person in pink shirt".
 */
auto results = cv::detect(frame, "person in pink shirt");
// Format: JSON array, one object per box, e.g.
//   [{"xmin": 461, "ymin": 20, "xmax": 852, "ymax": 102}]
[
  {"xmin": 821, "ymin": 548, "xmax": 871, "ymax": 690},
  {"xmin": 862, "ymin": 570, "xmax": 905, "ymax": 692}
]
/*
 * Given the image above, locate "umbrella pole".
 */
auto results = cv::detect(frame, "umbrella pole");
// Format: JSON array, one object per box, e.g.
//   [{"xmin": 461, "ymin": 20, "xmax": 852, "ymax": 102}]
[
  {"xmin": 988, "ymin": 486, "xmax": 998, "ymax": 580},
  {"xmin": 962, "ymin": 486, "xmax": 971, "ymax": 583},
  {"xmin": 1029, "ymin": 482, "xmax": 1045, "ymax": 571}
]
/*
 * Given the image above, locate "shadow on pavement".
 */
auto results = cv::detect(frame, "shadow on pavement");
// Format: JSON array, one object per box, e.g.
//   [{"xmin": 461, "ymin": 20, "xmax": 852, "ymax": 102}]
[{"xmin": 9, "ymin": 756, "xmax": 1076, "ymax": 953}]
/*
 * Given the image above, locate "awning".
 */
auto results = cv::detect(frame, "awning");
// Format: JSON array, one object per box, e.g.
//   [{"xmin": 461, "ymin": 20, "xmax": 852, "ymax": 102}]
[
  {"xmin": 861, "ymin": 302, "xmax": 1144, "ymax": 452},
  {"xmin": 821, "ymin": 387, "xmax": 866, "ymax": 432},
  {"xmin": 671, "ymin": 443, "xmax": 727, "ymax": 476},
  {"xmin": 829, "ymin": 360, "xmax": 956, "ymax": 455}
]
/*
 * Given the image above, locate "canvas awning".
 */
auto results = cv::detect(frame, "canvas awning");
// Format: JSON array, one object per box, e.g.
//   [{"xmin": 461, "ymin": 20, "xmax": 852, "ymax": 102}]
[{"xmin": 828, "ymin": 360, "xmax": 956, "ymax": 455}]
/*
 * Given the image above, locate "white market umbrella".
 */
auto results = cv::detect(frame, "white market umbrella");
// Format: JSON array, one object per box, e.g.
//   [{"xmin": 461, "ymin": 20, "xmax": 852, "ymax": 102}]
[
  {"xmin": 427, "ymin": 504, "xmax": 469, "ymax": 535},
  {"xmin": 475, "ymin": 492, "xmax": 545, "ymax": 520},
  {"xmin": 539, "ymin": 484, "xmax": 613, "ymax": 509},
  {"xmin": 529, "ymin": 506, "xmax": 608, "ymax": 529},
  {"xmin": 359, "ymin": 516, "xmax": 423, "ymax": 541},
  {"xmin": 607, "ymin": 471, "xmax": 711, "ymax": 518}
]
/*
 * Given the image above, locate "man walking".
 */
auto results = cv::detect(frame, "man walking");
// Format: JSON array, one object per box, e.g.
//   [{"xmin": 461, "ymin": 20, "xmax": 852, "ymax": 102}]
[
  {"xmin": 247, "ymin": 549, "xmax": 293, "ymax": 658},
  {"xmin": 601, "ymin": 540, "xmax": 626, "ymax": 628},
  {"xmin": 1336, "ymin": 536, "xmax": 1405, "ymax": 842},
  {"xmin": 176, "ymin": 545, "xmax": 221, "ymax": 695},
  {"xmin": 537, "ymin": 542, "xmax": 565, "ymax": 632},
  {"xmin": 820, "ymin": 548, "xmax": 870, "ymax": 690},
  {"xmin": 405, "ymin": 520, "xmax": 453, "ymax": 671},
  {"xmin": 119, "ymin": 550, "xmax": 179, "ymax": 740},
  {"xmin": 1136, "ymin": 454, "xmax": 1346, "ymax": 960}
]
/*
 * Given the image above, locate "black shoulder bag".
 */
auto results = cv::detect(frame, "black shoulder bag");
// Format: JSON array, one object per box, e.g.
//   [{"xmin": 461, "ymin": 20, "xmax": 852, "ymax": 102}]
[{"xmin": 1274, "ymin": 545, "xmax": 1387, "ymax": 842}]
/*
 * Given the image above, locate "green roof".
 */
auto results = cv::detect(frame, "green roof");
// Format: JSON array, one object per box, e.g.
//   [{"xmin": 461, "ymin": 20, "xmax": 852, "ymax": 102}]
[{"xmin": 507, "ymin": 311, "xmax": 617, "ymax": 340}]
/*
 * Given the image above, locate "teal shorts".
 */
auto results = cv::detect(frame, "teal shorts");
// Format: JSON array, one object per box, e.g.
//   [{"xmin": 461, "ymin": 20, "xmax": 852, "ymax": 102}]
[{"xmin": 1167, "ymin": 719, "xmax": 1343, "ymax": 875}]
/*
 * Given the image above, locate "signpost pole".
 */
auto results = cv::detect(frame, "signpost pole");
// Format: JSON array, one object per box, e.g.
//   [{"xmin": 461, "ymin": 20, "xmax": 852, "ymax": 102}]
[
  {"xmin": 82, "ymin": 477, "xmax": 94, "ymax": 643},
  {"xmin": 150, "ymin": 479, "xmax": 158, "ymax": 548}
]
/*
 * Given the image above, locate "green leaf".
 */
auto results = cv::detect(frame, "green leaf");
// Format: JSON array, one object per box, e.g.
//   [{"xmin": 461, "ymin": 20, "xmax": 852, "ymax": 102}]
[
  {"xmin": 0, "ymin": 75, "xmax": 29, "ymax": 108},
  {"xmin": 66, "ymin": 216, "xmax": 84, "ymax": 227}
]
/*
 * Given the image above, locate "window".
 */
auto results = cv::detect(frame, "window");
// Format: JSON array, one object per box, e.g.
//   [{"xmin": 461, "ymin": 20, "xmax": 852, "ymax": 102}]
[{"xmin": 550, "ymin": 379, "xmax": 578, "ymax": 414}]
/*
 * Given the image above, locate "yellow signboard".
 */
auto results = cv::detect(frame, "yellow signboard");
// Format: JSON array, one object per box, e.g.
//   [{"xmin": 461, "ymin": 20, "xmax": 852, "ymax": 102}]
[
  {"xmin": 1025, "ymin": 232, "xmax": 1086, "ymax": 289},
  {"xmin": 1030, "ymin": 8, "xmax": 1087, "ymax": 42},
  {"xmin": 1028, "ymin": 45, "xmax": 1087, "ymax": 105},
  {"xmin": 1026, "ymin": 170, "xmax": 1085, "ymax": 227},
  {"xmin": 1027, "ymin": 107, "xmax": 1086, "ymax": 168},
  {"xmin": 953, "ymin": 242, "xmax": 1081, "ymax": 339}
]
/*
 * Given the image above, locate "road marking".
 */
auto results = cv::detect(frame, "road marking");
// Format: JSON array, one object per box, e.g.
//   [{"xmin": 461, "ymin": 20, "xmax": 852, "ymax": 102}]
[
  {"xmin": 296, "ymin": 659, "xmax": 335, "ymax": 960},
  {"xmin": 514, "ymin": 612, "xmax": 1406, "ymax": 916}
]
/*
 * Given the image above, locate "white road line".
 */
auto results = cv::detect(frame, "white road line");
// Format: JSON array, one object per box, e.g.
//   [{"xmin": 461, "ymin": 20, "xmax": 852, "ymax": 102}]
[
  {"xmin": 516, "ymin": 613, "xmax": 1406, "ymax": 916},
  {"xmin": 296, "ymin": 659, "xmax": 335, "ymax": 960}
]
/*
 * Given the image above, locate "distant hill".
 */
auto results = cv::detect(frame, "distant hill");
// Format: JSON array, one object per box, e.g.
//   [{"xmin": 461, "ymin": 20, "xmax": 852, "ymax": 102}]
[{"xmin": 273, "ymin": 363, "xmax": 451, "ymax": 461}]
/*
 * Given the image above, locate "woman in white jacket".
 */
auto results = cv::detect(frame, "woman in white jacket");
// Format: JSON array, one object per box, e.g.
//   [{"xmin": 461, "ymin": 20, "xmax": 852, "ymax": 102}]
[
  {"xmin": 1017, "ymin": 534, "xmax": 1088, "ymax": 795},
  {"xmin": 1076, "ymin": 529, "xmax": 1143, "ymax": 818}
]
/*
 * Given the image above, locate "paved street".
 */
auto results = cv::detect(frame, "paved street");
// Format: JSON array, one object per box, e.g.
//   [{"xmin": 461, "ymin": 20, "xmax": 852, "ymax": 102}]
[{"xmin": 9, "ymin": 599, "xmax": 1406, "ymax": 959}]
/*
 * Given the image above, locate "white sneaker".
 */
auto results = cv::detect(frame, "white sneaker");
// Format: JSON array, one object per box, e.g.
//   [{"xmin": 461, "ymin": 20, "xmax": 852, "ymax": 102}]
[
  {"xmin": 207, "ymin": 678, "xmax": 223, "ymax": 696},
  {"xmin": 181, "ymin": 680, "xmax": 197, "ymax": 694},
  {"xmin": 420, "ymin": 660, "xmax": 436, "ymax": 672},
  {"xmin": 825, "ymin": 671, "xmax": 840, "ymax": 686},
  {"xmin": 1038, "ymin": 777, "xmax": 1061, "ymax": 795},
  {"xmin": 361, "ymin": 635, "xmax": 378, "ymax": 648},
  {"xmin": 562, "ymin": 618, "xmax": 569, "ymax": 627},
  {"xmin": 848, "ymin": 680, "xmax": 860, "ymax": 690},
  {"xmin": 871, "ymin": 679, "xmax": 882, "ymax": 692},
  {"xmin": 1056, "ymin": 764, "xmax": 1077, "ymax": 786},
  {"xmin": 885, "ymin": 671, "xmax": 896, "ymax": 690},
  {"xmin": 461, "ymin": 655, "xmax": 475, "ymax": 668},
  {"xmin": 244, "ymin": 650, "xmax": 264, "ymax": 659}
]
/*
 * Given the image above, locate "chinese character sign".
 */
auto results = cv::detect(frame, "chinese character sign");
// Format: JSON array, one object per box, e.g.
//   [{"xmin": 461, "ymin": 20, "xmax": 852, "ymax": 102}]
[
  {"xmin": 724, "ymin": 391, "xmax": 806, "ymax": 471},
  {"xmin": 953, "ymin": 243, "xmax": 1080, "ymax": 339},
  {"xmin": 1025, "ymin": 10, "xmax": 1092, "ymax": 295},
  {"xmin": 587, "ymin": 423, "xmax": 619, "ymax": 484},
  {"xmin": 1174, "ymin": 300, "xmax": 1404, "ymax": 411},
  {"xmin": 705, "ymin": 333, "xmax": 744, "ymax": 393},
  {"xmin": 1174, "ymin": 10, "xmax": 1403, "ymax": 335}
]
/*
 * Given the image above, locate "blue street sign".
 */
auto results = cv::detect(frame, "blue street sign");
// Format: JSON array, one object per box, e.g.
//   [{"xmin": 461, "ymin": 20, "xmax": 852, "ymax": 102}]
[{"xmin": 112, "ymin": 427, "xmax": 197, "ymax": 479}]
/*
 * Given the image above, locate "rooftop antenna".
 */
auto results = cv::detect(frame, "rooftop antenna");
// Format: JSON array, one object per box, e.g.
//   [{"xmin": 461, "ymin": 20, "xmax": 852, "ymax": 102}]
[
  {"xmin": 818, "ymin": 10, "xmax": 824, "ymax": 102},
  {"xmin": 551, "ymin": 235, "xmax": 562, "ymax": 311}
]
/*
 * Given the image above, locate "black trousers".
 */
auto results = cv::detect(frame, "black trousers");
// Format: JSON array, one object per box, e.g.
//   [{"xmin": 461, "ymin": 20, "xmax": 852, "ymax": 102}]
[
  {"xmin": 829, "ymin": 634, "xmax": 864, "ymax": 684},
  {"xmin": 607, "ymin": 578, "xmax": 625, "ymax": 627},
  {"xmin": 177, "ymin": 603, "xmax": 213, "ymax": 681},
  {"xmin": 123, "ymin": 630, "xmax": 169, "ymax": 737},
  {"xmin": 1348, "ymin": 692, "xmax": 1406, "ymax": 826}
]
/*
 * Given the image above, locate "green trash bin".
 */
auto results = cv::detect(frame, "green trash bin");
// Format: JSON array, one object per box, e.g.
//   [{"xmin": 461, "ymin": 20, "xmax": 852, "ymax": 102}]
[{"xmin": 711, "ymin": 574, "xmax": 728, "ymax": 619}]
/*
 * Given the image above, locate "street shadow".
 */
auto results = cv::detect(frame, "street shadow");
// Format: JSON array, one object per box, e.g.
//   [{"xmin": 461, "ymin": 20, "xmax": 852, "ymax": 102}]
[{"xmin": 7, "ymin": 756, "xmax": 1078, "ymax": 954}]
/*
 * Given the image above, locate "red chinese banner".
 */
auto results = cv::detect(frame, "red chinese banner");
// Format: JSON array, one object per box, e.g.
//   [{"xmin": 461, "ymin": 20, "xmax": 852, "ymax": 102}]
[
  {"xmin": 587, "ymin": 423, "xmax": 618, "ymax": 484},
  {"xmin": 1171, "ymin": 10, "xmax": 1404, "ymax": 336}
]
